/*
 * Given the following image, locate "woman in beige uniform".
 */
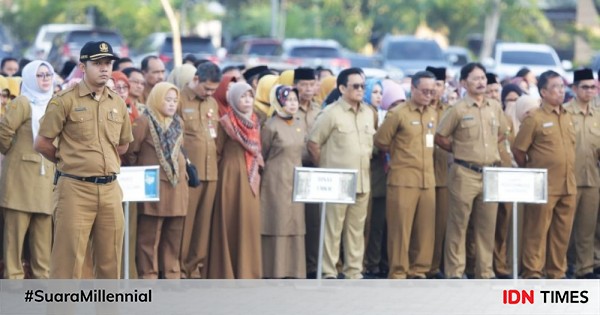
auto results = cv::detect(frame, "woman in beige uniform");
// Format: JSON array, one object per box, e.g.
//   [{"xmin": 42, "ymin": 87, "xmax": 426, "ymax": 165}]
[
  {"xmin": 0, "ymin": 60, "xmax": 55, "ymax": 279},
  {"xmin": 261, "ymin": 85, "xmax": 305, "ymax": 278},
  {"xmin": 207, "ymin": 82, "xmax": 264, "ymax": 279},
  {"xmin": 124, "ymin": 82, "xmax": 188, "ymax": 279}
]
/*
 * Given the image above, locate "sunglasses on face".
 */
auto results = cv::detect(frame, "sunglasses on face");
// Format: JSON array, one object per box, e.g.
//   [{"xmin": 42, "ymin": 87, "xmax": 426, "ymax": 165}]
[{"xmin": 348, "ymin": 83, "xmax": 365, "ymax": 90}]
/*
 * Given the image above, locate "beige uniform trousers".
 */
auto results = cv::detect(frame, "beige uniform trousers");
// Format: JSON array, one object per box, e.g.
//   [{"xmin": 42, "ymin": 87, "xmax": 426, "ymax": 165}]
[
  {"xmin": 444, "ymin": 164, "xmax": 498, "ymax": 279},
  {"xmin": 2, "ymin": 208, "xmax": 52, "ymax": 279},
  {"xmin": 180, "ymin": 181, "xmax": 217, "ymax": 279},
  {"xmin": 137, "ymin": 215, "xmax": 185, "ymax": 279},
  {"xmin": 429, "ymin": 186, "xmax": 448, "ymax": 276},
  {"xmin": 387, "ymin": 186, "xmax": 435, "ymax": 278},
  {"xmin": 567, "ymin": 187, "xmax": 599, "ymax": 276},
  {"xmin": 50, "ymin": 178, "xmax": 124, "ymax": 279},
  {"xmin": 322, "ymin": 192, "xmax": 369, "ymax": 279},
  {"xmin": 521, "ymin": 194, "xmax": 576, "ymax": 279}
]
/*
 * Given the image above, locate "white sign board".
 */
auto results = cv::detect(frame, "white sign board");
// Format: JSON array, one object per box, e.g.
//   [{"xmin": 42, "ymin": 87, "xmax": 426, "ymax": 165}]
[
  {"xmin": 483, "ymin": 167, "xmax": 547, "ymax": 203},
  {"xmin": 118, "ymin": 166, "xmax": 160, "ymax": 202},
  {"xmin": 293, "ymin": 167, "xmax": 357, "ymax": 204}
]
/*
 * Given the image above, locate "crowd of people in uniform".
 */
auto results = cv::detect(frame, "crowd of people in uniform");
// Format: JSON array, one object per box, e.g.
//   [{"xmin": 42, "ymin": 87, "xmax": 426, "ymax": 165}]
[{"xmin": 0, "ymin": 39, "xmax": 599, "ymax": 280}]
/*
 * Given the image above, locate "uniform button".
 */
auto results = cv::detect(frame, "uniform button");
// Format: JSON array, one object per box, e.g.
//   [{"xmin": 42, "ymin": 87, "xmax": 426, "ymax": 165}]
[{"xmin": 484, "ymin": 144, "xmax": 488, "ymax": 147}]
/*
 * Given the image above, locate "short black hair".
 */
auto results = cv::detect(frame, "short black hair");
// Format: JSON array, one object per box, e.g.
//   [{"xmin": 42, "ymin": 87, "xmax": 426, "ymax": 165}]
[
  {"xmin": 412, "ymin": 70, "xmax": 436, "ymax": 88},
  {"xmin": 1, "ymin": 57, "xmax": 18, "ymax": 70},
  {"xmin": 141, "ymin": 56, "xmax": 159, "ymax": 72},
  {"xmin": 195, "ymin": 62, "xmax": 221, "ymax": 83},
  {"xmin": 221, "ymin": 65, "xmax": 239, "ymax": 74},
  {"xmin": 194, "ymin": 59, "xmax": 210, "ymax": 68},
  {"xmin": 336, "ymin": 67, "xmax": 364, "ymax": 89},
  {"xmin": 515, "ymin": 67, "xmax": 531, "ymax": 78},
  {"xmin": 460, "ymin": 62, "xmax": 486, "ymax": 81},
  {"xmin": 537, "ymin": 70, "xmax": 561, "ymax": 92},
  {"xmin": 122, "ymin": 67, "xmax": 143, "ymax": 77},
  {"xmin": 323, "ymin": 88, "xmax": 341, "ymax": 107},
  {"xmin": 316, "ymin": 67, "xmax": 334, "ymax": 80},
  {"xmin": 183, "ymin": 54, "xmax": 198, "ymax": 64},
  {"xmin": 113, "ymin": 57, "xmax": 133, "ymax": 71}
]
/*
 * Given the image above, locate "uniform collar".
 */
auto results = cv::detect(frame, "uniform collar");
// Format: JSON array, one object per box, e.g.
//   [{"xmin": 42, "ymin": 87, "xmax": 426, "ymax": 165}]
[
  {"xmin": 541, "ymin": 101, "xmax": 565, "ymax": 115},
  {"xmin": 183, "ymin": 85, "xmax": 199, "ymax": 101},
  {"xmin": 338, "ymin": 98, "xmax": 365, "ymax": 112},
  {"xmin": 408, "ymin": 100, "xmax": 426, "ymax": 113},
  {"xmin": 77, "ymin": 80, "xmax": 113, "ymax": 99},
  {"xmin": 569, "ymin": 99, "xmax": 594, "ymax": 116},
  {"xmin": 463, "ymin": 95, "xmax": 490, "ymax": 108}
]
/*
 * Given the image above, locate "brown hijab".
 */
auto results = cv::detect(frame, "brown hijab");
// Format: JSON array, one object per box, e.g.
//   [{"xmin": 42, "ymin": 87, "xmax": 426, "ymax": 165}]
[{"xmin": 214, "ymin": 74, "xmax": 237, "ymax": 118}]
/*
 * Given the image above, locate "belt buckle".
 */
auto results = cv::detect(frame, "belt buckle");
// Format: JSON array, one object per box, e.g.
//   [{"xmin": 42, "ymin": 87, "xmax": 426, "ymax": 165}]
[{"xmin": 93, "ymin": 177, "xmax": 100, "ymax": 184}]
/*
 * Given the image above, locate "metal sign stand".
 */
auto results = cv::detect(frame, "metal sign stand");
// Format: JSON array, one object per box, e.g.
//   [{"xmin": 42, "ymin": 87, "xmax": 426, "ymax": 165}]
[
  {"xmin": 124, "ymin": 201, "xmax": 130, "ymax": 280},
  {"xmin": 511, "ymin": 201, "xmax": 518, "ymax": 280},
  {"xmin": 316, "ymin": 202, "xmax": 327, "ymax": 280}
]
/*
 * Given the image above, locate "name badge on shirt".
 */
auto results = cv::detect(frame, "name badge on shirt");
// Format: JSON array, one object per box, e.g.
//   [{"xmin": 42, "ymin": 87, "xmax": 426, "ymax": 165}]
[
  {"xmin": 411, "ymin": 120, "xmax": 421, "ymax": 125},
  {"xmin": 208, "ymin": 125, "xmax": 217, "ymax": 138},
  {"xmin": 426, "ymin": 134, "xmax": 434, "ymax": 148},
  {"xmin": 462, "ymin": 115, "xmax": 474, "ymax": 121},
  {"xmin": 543, "ymin": 122, "xmax": 554, "ymax": 128},
  {"xmin": 74, "ymin": 107, "xmax": 87, "ymax": 112},
  {"xmin": 183, "ymin": 108, "xmax": 196, "ymax": 113}
]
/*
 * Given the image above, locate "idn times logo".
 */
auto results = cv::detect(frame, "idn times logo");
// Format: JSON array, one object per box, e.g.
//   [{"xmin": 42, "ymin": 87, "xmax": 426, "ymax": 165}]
[{"xmin": 503, "ymin": 290, "xmax": 589, "ymax": 304}]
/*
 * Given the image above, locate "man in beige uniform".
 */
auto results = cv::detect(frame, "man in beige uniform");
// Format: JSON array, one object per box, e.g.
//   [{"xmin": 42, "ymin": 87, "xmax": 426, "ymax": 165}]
[
  {"xmin": 35, "ymin": 41, "xmax": 133, "ymax": 278},
  {"xmin": 435, "ymin": 62, "xmax": 507, "ymax": 279},
  {"xmin": 308, "ymin": 68, "xmax": 374, "ymax": 279},
  {"xmin": 178, "ymin": 62, "xmax": 221, "ymax": 279},
  {"xmin": 563, "ymin": 69, "xmax": 600, "ymax": 279},
  {"xmin": 514, "ymin": 70, "xmax": 577, "ymax": 279},
  {"xmin": 375, "ymin": 71, "xmax": 437, "ymax": 279},
  {"xmin": 139, "ymin": 56, "xmax": 166, "ymax": 104},
  {"xmin": 294, "ymin": 67, "xmax": 325, "ymax": 278},
  {"xmin": 425, "ymin": 66, "xmax": 451, "ymax": 278}
]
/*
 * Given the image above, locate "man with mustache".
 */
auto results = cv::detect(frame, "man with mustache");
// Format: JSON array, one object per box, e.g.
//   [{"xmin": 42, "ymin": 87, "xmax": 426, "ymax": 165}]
[{"xmin": 435, "ymin": 62, "xmax": 508, "ymax": 279}]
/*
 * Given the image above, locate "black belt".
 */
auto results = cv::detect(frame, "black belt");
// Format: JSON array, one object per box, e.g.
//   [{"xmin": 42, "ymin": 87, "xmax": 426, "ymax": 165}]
[
  {"xmin": 454, "ymin": 159, "xmax": 497, "ymax": 173},
  {"xmin": 58, "ymin": 171, "xmax": 117, "ymax": 184}
]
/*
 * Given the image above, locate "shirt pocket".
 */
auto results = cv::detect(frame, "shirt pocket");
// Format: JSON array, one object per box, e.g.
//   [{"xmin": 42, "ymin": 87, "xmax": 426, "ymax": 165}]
[
  {"xmin": 67, "ymin": 110, "xmax": 94, "ymax": 141},
  {"xmin": 459, "ymin": 119, "xmax": 478, "ymax": 139},
  {"xmin": 182, "ymin": 108, "xmax": 200, "ymax": 133},
  {"xmin": 106, "ymin": 111, "xmax": 124, "ymax": 145},
  {"xmin": 333, "ymin": 124, "xmax": 356, "ymax": 149}
]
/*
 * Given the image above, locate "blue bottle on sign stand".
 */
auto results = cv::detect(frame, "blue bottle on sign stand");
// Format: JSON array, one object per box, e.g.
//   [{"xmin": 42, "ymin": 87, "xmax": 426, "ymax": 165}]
[{"xmin": 144, "ymin": 169, "xmax": 158, "ymax": 198}]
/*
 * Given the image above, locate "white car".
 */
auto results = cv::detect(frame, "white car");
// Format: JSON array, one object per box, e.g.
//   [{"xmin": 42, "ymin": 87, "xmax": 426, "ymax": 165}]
[
  {"xmin": 484, "ymin": 42, "xmax": 572, "ymax": 82},
  {"xmin": 24, "ymin": 24, "xmax": 93, "ymax": 60}
]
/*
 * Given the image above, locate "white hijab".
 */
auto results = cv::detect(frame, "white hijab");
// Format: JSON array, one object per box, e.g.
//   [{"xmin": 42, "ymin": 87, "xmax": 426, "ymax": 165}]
[{"xmin": 20, "ymin": 60, "xmax": 55, "ymax": 139}]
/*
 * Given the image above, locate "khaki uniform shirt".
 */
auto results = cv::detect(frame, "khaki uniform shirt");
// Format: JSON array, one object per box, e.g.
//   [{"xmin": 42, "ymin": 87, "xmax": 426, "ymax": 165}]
[
  {"xmin": 177, "ymin": 85, "xmax": 219, "ymax": 181},
  {"xmin": 298, "ymin": 100, "xmax": 321, "ymax": 164},
  {"xmin": 309, "ymin": 98, "xmax": 375, "ymax": 193},
  {"xmin": 436, "ymin": 96, "xmax": 507, "ymax": 166},
  {"xmin": 514, "ymin": 102, "xmax": 577, "ymax": 195},
  {"xmin": 38, "ymin": 81, "xmax": 133, "ymax": 176},
  {"xmin": 375, "ymin": 101, "xmax": 436, "ymax": 188},
  {"xmin": 564, "ymin": 100, "xmax": 600, "ymax": 187},
  {"xmin": 432, "ymin": 101, "xmax": 450, "ymax": 187}
]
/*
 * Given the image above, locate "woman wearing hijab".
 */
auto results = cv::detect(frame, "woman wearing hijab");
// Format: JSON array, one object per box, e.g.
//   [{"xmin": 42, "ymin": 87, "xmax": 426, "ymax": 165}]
[
  {"xmin": 315, "ymin": 75, "xmax": 336, "ymax": 106},
  {"xmin": 112, "ymin": 71, "xmax": 140, "ymax": 123},
  {"xmin": 207, "ymin": 82, "xmax": 264, "ymax": 279},
  {"xmin": 0, "ymin": 60, "xmax": 55, "ymax": 279},
  {"xmin": 214, "ymin": 75, "xmax": 238, "ymax": 118},
  {"xmin": 253, "ymin": 74, "xmax": 279, "ymax": 126},
  {"xmin": 260, "ymin": 85, "xmax": 306, "ymax": 278},
  {"xmin": 124, "ymin": 82, "xmax": 188, "ymax": 279}
]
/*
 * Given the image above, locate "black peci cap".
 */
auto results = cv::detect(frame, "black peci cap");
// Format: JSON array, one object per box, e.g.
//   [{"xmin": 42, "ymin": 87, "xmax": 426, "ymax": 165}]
[
  {"xmin": 243, "ymin": 65, "xmax": 269, "ymax": 82},
  {"xmin": 79, "ymin": 41, "xmax": 119, "ymax": 62},
  {"xmin": 294, "ymin": 67, "xmax": 316, "ymax": 81},
  {"xmin": 573, "ymin": 68, "xmax": 594, "ymax": 83},
  {"xmin": 486, "ymin": 72, "xmax": 498, "ymax": 85},
  {"xmin": 425, "ymin": 66, "xmax": 446, "ymax": 81}
]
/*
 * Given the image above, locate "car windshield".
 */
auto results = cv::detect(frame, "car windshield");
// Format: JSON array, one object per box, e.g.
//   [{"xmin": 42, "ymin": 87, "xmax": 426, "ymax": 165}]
[
  {"xmin": 248, "ymin": 43, "xmax": 281, "ymax": 56},
  {"xmin": 289, "ymin": 46, "xmax": 340, "ymax": 58},
  {"xmin": 386, "ymin": 41, "xmax": 444, "ymax": 61},
  {"xmin": 162, "ymin": 37, "xmax": 215, "ymax": 54},
  {"xmin": 500, "ymin": 51, "xmax": 557, "ymax": 66},
  {"xmin": 68, "ymin": 31, "xmax": 123, "ymax": 46}
]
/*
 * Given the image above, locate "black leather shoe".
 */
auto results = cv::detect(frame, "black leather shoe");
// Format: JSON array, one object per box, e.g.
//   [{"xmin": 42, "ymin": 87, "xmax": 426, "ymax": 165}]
[
  {"xmin": 427, "ymin": 272, "xmax": 445, "ymax": 279},
  {"xmin": 496, "ymin": 274, "xmax": 512, "ymax": 279},
  {"xmin": 306, "ymin": 272, "xmax": 317, "ymax": 279}
]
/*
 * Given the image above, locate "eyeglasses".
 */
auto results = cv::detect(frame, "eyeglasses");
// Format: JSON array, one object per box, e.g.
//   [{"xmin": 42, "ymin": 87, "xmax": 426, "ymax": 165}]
[
  {"xmin": 36, "ymin": 72, "xmax": 54, "ymax": 79},
  {"xmin": 348, "ymin": 83, "xmax": 365, "ymax": 90},
  {"xmin": 578, "ymin": 84, "xmax": 597, "ymax": 91},
  {"xmin": 114, "ymin": 85, "xmax": 129, "ymax": 91},
  {"xmin": 417, "ymin": 89, "xmax": 436, "ymax": 96},
  {"xmin": 129, "ymin": 80, "xmax": 145, "ymax": 85}
]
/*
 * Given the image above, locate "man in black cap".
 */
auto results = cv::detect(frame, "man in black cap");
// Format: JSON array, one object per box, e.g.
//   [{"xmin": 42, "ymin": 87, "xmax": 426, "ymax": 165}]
[
  {"xmin": 424, "ymin": 66, "xmax": 451, "ymax": 279},
  {"xmin": 35, "ymin": 41, "xmax": 134, "ymax": 279},
  {"xmin": 243, "ymin": 65, "xmax": 269, "ymax": 90},
  {"xmin": 564, "ymin": 68, "xmax": 600, "ymax": 279},
  {"xmin": 293, "ymin": 67, "xmax": 324, "ymax": 278},
  {"xmin": 485, "ymin": 73, "xmax": 500, "ymax": 101}
]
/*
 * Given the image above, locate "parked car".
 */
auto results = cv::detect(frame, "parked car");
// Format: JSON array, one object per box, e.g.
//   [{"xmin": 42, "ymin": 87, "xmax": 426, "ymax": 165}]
[
  {"xmin": 132, "ymin": 33, "xmax": 218, "ymax": 70},
  {"xmin": 444, "ymin": 46, "xmax": 472, "ymax": 80},
  {"xmin": 0, "ymin": 23, "xmax": 16, "ymax": 60},
  {"xmin": 47, "ymin": 28, "xmax": 128, "ymax": 72},
  {"xmin": 225, "ymin": 37, "xmax": 288, "ymax": 70},
  {"xmin": 344, "ymin": 51, "xmax": 387, "ymax": 79},
  {"xmin": 376, "ymin": 35, "xmax": 448, "ymax": 77},
  {"xmin": 280, "ymin": 38, "xmax": 351, "ymax": 73},
  {"xmin": 24, "ymin": 24, "xmax": 93, "ymax": 60},
  {"xmin": 484, "ymin": 42, "xmax": 571, "ymax": 81}
]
